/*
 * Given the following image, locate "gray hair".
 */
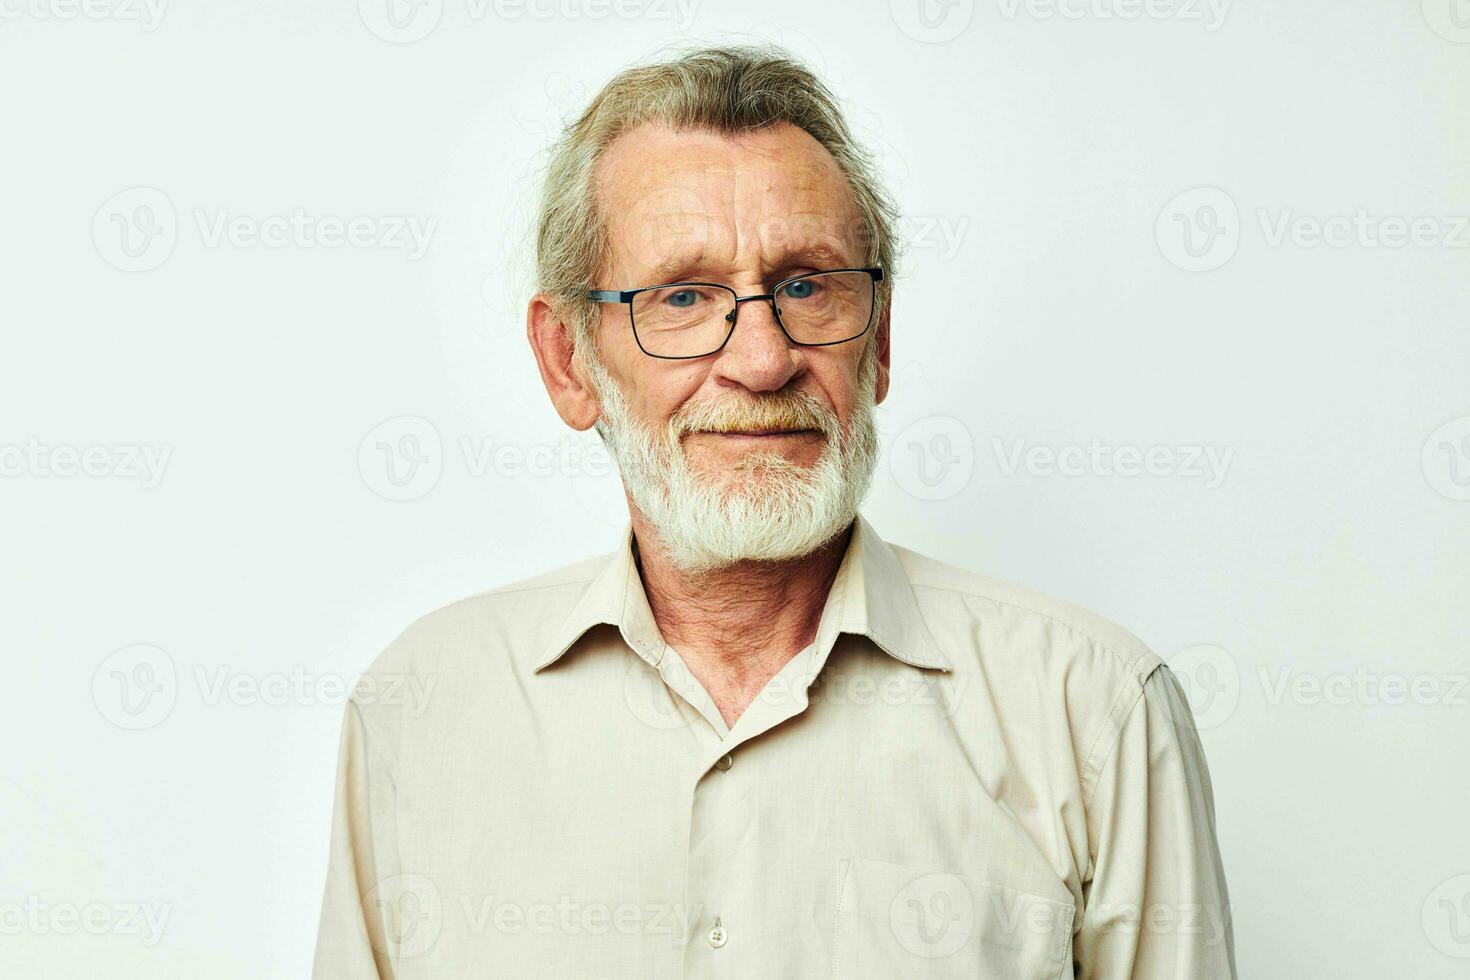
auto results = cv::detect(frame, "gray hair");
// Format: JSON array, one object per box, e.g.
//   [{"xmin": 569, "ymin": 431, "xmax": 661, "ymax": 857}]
[{"xmin": 534, "ymin": 43, "xmax": 901, "ymax": 354}]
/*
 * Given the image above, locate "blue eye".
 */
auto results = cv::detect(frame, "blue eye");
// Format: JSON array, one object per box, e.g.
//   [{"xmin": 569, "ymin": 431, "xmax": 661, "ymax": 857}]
[
  {"xmin": 784, "ymin": 279, "xmax": 816, "ymax": 299},
  {"xmin": 667, "ymin": 290, "xmax": 698, "ymax": 308}
]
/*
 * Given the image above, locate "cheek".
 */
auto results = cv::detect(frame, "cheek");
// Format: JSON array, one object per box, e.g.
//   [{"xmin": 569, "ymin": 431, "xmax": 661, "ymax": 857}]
[
  {"xmin": 630, "ymin": 368, "xmax": 708, "ymax": 430},
  {"xmin": 811, "ymin": 359, "xmax": 865, "ymax": 414}
]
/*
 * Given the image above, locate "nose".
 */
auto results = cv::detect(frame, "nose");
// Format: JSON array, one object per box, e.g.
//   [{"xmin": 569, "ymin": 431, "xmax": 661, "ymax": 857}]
[{"xmin": 712, "ymin": 291, "xmax": 802, "ymax": 393}]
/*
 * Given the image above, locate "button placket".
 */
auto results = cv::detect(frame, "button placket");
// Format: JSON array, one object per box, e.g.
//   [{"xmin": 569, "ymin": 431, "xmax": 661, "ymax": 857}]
[
  {"xmin": 682, "ymin": 642, "xmax": 825, "ymax": 972},
  {"xmin": 685, "ymin": 736, "xmax": 751, "ymax": 971}
]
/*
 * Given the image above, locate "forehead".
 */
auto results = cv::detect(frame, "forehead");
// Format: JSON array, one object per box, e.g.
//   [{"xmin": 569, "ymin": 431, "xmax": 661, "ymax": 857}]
[{"xmin": 595, "ymin": 121, "xmax": 865, "ymax": 280}]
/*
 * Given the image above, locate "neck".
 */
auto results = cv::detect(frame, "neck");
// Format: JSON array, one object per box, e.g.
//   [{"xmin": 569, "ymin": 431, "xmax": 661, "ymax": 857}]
[{"xmin": 630, "ymin": 512, "xmax": 854, "ymax": 726}]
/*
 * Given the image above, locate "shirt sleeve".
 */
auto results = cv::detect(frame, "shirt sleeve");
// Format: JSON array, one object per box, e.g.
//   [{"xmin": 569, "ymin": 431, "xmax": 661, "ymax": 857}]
[
  {"xmin": 312, "ymin": 697, "xmax": 401, "ymax": 979},
  {"xmin": 1073, "ymin": 663, "xmax": 1238, "ymax": 979}
]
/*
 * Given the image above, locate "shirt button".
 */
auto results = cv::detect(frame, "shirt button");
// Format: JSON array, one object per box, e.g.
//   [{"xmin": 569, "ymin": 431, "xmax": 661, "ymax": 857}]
[
  {"xmin": 707, "ymin": 915, "xmax": 727, "ymax": 948},
  {"xmin": 715, "ymin": 753, "xmax": 733, "ymax": 772}
]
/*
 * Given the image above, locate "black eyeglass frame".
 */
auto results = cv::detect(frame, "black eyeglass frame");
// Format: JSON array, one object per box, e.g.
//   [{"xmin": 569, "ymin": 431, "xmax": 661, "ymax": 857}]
[{"xmin": 587, "ymin": 267, "xmax": 884, "ymax": 360}]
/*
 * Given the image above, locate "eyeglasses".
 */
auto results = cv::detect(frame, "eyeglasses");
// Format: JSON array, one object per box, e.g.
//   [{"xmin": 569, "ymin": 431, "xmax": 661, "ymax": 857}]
[{"xmin": 588, "ymin": 267, "xmax": 883, "ymax": 360}]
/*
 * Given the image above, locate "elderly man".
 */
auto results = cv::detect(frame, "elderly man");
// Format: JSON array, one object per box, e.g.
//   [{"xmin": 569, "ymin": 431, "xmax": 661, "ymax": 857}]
[{"xmin": 313, "ymin": 45, "xmax": 1236, "ymax": 979}]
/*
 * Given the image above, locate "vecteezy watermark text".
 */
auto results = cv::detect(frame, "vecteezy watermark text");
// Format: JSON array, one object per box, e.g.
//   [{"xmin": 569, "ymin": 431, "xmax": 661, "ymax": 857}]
[
  {"xmin": 93, "ymin": 187, "xmax": 437, "ymax": 272},
  {"xmin": 192, "ymin": 208, "xmax": 435, "ymax": 258},
  {"xmin": 359, "ymin": 416, "xmax": 617, "ymax": 502},
  {"xmin": 992, "ymin": 437, "xmax": 1236, "ymax": 489},
  {"xmin": 1158, "ymin": 186, "xmax": 1470, "ymax": 272},
  {"xmin": 0, "ymin": 898, "xmax": 171, "ymax": 947},
  {"xmin": 0, "ymin": 0, "xmax": 166, "ymax": 29},
  {"xmin": 0, "ymin": 438, "xmax": 171, "ymax": 489},
  {"xmin": 358, "ymin": 0, "xmax": 700, "ymax": 44},
  {"xmin": 1259, "ymin": 666, "xmax": 1469, "ymax": 708},
  {"xmin": 92, "ymin": 644, "xmax": 440, "ymax": 730},
  {"xmin": 995, "ymin": 0, "xmax": 1229, "ymax": 30},
  {"xmin": 1257, "ymin": 209, "xmax": 1470, "ymax": 250}
]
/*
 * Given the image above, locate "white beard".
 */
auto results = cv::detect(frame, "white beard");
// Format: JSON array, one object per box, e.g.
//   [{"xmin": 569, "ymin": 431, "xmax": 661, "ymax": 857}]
[{"xmin": 581, "ymin": 343, "xmax": 881, "ymax": 576}]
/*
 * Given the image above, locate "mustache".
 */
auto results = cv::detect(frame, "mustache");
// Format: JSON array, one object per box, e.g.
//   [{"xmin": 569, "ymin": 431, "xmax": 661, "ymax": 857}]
[{"xmin": 674, "ymin": 391, "xmax": 836, "ymax": 437}]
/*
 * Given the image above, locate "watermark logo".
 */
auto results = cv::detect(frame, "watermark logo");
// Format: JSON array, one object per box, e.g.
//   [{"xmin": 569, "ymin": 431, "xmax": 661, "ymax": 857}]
[
  {"xmin": 1421, "ymin": 416, "xmax": 1470, "ymax": 501},
  {"xmin": 359, "ymin": 0, "xmax": 443, "ymax": 42},
  {"xmin": 890, "ymin": 872, "xmax": 974, "ymax": 958},
  {"xmin": 1422, "ymin": 874, "xmax": 1470, "ymax": 958},
  {"xmin": 359, "ymin": 416, "xmax": 443, "ymax": 502},
  {"xmin": 888, "ymin": 415, "xmax": 976, "ymax": 501},
  {"xmin": 92, "ymin": 644, "xmax": 178, "ymax": 731},
  {"xmin": 364, "ymin": 873, "xmax": 443, "ymax": 959},
  {"xmin": 890, "ymin": 0, "xmax": 975, "ymax": 43},
  {"xmin": 93, "ymin": 187, "xmax": 177, "ymax": 273},
  {"xmin": 625, "ymin": 185, "xmax": 718, "ymax": 273},
  {"xmin": 1167, "ymin": 644, "xmax": 1240, "ymax": 730},
  {"xmin": 1421, "ymin": 0, "xmax": 1470, "ymax": 43},
  {"xmin": 623, "ymin": 657, "xmax": 691, "ymax": 731},
  {"xmin": 1156, "ymin": 187, "xmax": 1239, "ymax": 273}
]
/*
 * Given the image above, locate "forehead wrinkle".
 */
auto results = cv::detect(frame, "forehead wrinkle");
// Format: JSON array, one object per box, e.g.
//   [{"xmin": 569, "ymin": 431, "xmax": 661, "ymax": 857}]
[
  {"xmin": 728, "ymin": 178, "xmax": 858, "ymax": 282},
  {"xmin": 596, "ymin": 122, "xmax": 864, "ymax": 284}
]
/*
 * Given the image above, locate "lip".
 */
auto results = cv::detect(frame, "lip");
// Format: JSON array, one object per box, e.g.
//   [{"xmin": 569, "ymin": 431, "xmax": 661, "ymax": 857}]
[{"xmin": 702, "ymin": 429, "xmax": 820, "ymax": 438}]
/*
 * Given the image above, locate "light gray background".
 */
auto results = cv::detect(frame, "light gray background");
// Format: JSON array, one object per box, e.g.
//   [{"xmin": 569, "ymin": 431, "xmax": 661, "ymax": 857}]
[{"xmin": 3, "ymin": 1, "xmax": 1468, "ymax": 976}]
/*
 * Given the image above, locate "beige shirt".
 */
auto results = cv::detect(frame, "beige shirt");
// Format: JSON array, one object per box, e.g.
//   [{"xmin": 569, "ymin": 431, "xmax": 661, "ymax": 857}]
[{"xmin": 312, "ymin": 514, "xmax": 1236, "ymax": 979}]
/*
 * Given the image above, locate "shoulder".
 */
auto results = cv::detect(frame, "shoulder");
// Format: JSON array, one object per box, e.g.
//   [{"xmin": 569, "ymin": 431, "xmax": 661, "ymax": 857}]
[
  {"xmin": 892, "ymin": 543, "xmax": 1169, "ymax": 795},
  {"xmin": 352, "ymin": 549, "xmax": 609, "ymax": 695},
  {"xmin": 895, "ymin": 543, "xmax": 1164, "ymax": 684}
]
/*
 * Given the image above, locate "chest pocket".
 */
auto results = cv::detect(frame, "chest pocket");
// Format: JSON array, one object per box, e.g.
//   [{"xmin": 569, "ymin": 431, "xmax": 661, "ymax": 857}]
[{"xmin": 832, "ymin": 857, "xmax": 1075, "ymax": 980}]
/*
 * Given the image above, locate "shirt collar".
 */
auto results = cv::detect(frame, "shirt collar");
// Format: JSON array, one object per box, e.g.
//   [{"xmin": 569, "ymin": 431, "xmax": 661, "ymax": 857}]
[{"xmin": 532, "ymin": 513, "xmax": 951, "ymax": 673}]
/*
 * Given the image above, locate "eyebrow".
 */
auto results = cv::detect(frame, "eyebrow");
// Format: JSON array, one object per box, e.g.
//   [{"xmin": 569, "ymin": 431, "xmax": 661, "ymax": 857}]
[
  {"xmin": 651, "ymin": 249, "xmax": 709, "ymax": 283},
  {"xmin": 768, "ymin": 243, "xmax": 855, "ymax": 276},
  {"xmin": 647, "ymin": 243, "xmax": 859, "ymax": 286}
]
